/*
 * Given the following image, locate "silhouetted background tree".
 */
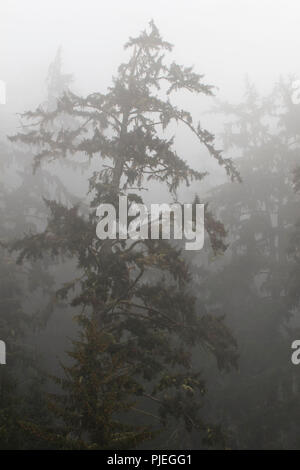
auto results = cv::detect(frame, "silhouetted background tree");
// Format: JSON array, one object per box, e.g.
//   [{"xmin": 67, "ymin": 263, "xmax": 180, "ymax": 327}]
[{"xmin": 193, "ymin": 79, "xmax": 300, "ymax": 449}]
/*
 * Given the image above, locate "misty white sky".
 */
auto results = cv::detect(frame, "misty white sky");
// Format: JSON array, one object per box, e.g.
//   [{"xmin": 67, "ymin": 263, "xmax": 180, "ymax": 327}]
[{"xmin": 1, "ymin": 0, "xmax": 300, "ymax": 116}]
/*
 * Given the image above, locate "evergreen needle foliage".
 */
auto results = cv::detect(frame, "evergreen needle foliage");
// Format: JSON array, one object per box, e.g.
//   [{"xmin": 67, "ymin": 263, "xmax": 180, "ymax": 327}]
[{"xmin": 10, "ymin": 21, "xmax": 238, "ymax": 449}]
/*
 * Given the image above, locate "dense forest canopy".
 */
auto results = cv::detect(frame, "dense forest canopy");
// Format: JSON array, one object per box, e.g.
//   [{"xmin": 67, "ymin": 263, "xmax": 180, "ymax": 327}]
[{"xmin": 1, "ymin": 10, "xmax": 300, "ymax": 451}]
